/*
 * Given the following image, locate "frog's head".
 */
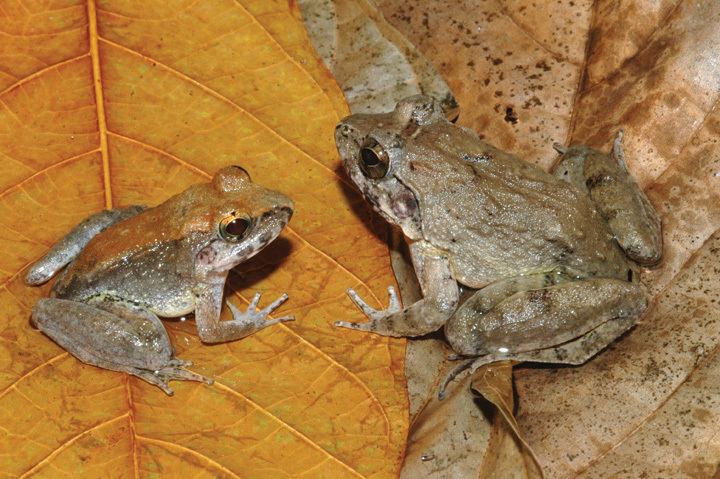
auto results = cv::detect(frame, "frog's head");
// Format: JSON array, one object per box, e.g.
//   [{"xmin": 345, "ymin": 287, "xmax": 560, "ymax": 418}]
[
  {"xmin": 192, "ymin": 166, "xmax": 294, "ymax": 276},
  {"xmin": 335, "ymin": 95, "xmax": 446, "ymax": 240}
]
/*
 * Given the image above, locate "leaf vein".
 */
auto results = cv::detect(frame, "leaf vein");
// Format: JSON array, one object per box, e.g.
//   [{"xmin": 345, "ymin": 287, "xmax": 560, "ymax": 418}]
[
  {"xmin": 0, "ymin": 53, "xmax": 89, "ymax": 97},
  {"xmin": 212, "ymin": 381, "xmax": 365, "ymax": 478},
  {"xmin": 18, "ymin": 413, "xmax": 130, "ymax": 478}
]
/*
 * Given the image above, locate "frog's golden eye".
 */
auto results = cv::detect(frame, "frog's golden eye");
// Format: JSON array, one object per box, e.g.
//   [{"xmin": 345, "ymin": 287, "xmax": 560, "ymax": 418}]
[
  {"xmin": 360, "ymin": 138, "xmax": 389, "ymax": 179},
  {"xmin": 220, "ymin": 216, "xmax": 251, "ymax": 241}
]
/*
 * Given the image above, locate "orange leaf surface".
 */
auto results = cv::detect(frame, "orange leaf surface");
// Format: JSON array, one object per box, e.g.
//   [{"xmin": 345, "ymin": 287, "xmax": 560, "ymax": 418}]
[{"xmin": 0, "ymin": 1, "xmax": 408, "ymax": 477}]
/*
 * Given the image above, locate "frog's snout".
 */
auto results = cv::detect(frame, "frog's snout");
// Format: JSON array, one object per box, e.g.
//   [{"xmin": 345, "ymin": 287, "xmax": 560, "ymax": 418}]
[{"xmin": 275, "ymin": 205, "xmax": 294, "ymax": 226}]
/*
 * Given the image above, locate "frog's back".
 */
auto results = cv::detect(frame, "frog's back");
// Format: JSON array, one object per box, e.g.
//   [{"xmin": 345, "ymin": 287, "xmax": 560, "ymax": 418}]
[
  {"xmin": 51, "ymin": 188, "xmax": 207, "ymax": 313},
  {"xmin": 405, "ymin": 125, "xmax": 629, "ymax": 288}
]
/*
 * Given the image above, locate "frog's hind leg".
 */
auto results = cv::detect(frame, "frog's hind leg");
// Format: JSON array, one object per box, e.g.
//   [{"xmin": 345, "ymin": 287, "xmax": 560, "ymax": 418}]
[
  {"xmin": 552, "ymin": 131, "xmax": 662, "ymax": 266},
  {"xmin": 31, "ymin": 297, "xmax": 211, "ymax": 395},
  {"xmin": 445, "ymin": 277, "xmax": 647, "ymax": 358},
  {"xmin": 439, "ymin": 314, "xmax": 635, "ymax": 399},
  {"xmin": 439, "ymin": 276, "xmax": 644, "ymax": 398},
  {"xmin": 25, "ymin": 205, "xmax": 145, "ymax": 285}
]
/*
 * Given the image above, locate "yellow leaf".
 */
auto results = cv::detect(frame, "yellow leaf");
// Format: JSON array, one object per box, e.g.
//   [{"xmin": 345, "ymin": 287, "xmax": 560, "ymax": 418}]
[{"xmin": 0, "ymin": 1, "xmax": 407, "ymax": 477}]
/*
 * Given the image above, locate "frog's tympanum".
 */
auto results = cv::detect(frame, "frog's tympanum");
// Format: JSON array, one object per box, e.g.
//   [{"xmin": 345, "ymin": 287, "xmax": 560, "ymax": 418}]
[
  {"xmin": 334, "ymin": 95, "xmax": 662, "ymax": 397},
  {"xmin": 25, "ymin": 166, "xmax": 294, "ymax": 395}
]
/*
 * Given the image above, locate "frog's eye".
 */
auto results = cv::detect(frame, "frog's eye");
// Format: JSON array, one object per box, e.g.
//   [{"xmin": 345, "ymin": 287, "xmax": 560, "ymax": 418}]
[
  {"xmin": 220, "ymin": 216, "xmax": 251, "ymax": 241},
  {"xmin": 359, "ymin": 138, "xmax": 389, "ymax": 179}
]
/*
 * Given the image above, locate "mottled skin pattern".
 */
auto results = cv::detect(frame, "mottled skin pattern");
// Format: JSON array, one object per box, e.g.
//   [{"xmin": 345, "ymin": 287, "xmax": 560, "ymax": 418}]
[
  {"xmin": 334, "ymin": 95, "xmax": 662, "ymax": 397},
  {"xmin": 25, "ymin": 167, "xmax": 294, "ymax": 395}
]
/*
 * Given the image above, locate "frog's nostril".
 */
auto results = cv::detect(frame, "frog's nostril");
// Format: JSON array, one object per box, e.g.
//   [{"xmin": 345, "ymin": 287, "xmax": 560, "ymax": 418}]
[
  {"xmin": 335, "ymin": 124, "xmax": 352, "ymax": 137},
  {"xmin": 276, "ymin": 206, "xmax": 294, "ymax": 221}
]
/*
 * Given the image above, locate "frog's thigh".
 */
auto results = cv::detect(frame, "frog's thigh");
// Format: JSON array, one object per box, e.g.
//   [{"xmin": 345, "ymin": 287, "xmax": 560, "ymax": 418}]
[
  {"xmin": 554, "ymin": 135, "xmax": 662, "ymax": 265},
  {"xmin": 31, "ymin": 297, "xmax": 173, "ymax": 374},
  {"xmin": 25, "ymin": 205, "xmax": 145, "ymax": 285},
  {"xmin": 589, "ymin": 138, "xmax": 661, "ymax": 265},
  {"xmin": 445, "ymin": 278, "xmax": 646, "ymax": 356},
  {"xmin": 451, "ymin": 315, "xmax": 637, "ymax": 389}
]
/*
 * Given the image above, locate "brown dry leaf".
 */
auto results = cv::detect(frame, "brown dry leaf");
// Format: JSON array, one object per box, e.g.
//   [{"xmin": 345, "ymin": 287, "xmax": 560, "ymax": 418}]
[
  {"xmin": 374, "ymin": 0, "xmax": 720, "ymax": 477},
  {"xmin": 471, "ymin": 362, "xmax": 542, "ymax": 479},
  {"xmin": 400, "ymin": 346, "xmax": 492, "ymax": 479},
  {"xmin": 297, "ymin": 0, "xmax": 457, "ymax": 115},
  {"xmin": 0, "ymin": 1, "xmax": 408, "ymax": 477},
  {"xmin": 401, "ymin": 353, "xmax": 542, "ymax": 479},
  {"xmin": 377, "ymin": 0, "xmax": 592, "ymax": 170}
]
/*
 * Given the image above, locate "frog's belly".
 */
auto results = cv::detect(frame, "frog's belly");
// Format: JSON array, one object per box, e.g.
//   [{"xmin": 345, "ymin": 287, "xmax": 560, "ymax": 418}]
[
  {"xmin": 449, "ymin": 242, "xmax": 628, "ymax": 289},
  {"xmin": 147, "ymin": 290, "xmax": 196, "ymax": 317},
  {"xmin": 55, "ymin": 271, "xmax": 197, "ymax": 318}
]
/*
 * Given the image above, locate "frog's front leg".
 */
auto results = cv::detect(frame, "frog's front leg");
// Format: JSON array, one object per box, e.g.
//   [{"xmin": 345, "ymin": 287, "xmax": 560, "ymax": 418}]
[
  {"xmin": 25, "ymin": 205, "xmax": 145, "ymax": 285},
  {"xmin": 335, "ymin": 241, "xmax": 460, "ymax": 337},
  {"xmin": 31, "ymin": 295, "xmax": 210, "ymax": 395},
  {"xmin": 445, "ymin": 276, "xmax": 646, "ymax": 357},
  {"xmin": 553, "ymin": 131, "xmax": 662, "ymax": 265},
  {"xmin": 193, "ymin": 282, "xmax": 294, "ymax": 343}
]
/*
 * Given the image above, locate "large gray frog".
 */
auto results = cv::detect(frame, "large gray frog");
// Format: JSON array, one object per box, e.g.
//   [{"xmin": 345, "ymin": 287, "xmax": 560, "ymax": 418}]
[
  {"xmin": 25, "ymin": 166, "xmax": 294, "ymax": 395},
  {"xmin": 334, "ymin": 95, "xmax": 662, "ymax": 396}
]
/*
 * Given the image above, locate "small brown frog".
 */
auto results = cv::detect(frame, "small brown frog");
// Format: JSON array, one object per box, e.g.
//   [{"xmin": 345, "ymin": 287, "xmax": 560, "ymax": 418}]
[
  {"xmin": 334, "ymin": 95, "xmax": 662, "ymax": 397},
  {"xmin": 25, "ymin": 166, "xmax": 294, "ymax": 395}
]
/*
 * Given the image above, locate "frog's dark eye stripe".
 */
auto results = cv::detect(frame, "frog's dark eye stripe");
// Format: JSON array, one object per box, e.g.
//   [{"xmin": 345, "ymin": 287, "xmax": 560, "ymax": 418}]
[
  {"xmin": 220, "ymin": 216, "xmax": 251, "ymax": 241},
  {"xmin": 359, "ymin": 138, "xmax": 389, "ymax": 179}
]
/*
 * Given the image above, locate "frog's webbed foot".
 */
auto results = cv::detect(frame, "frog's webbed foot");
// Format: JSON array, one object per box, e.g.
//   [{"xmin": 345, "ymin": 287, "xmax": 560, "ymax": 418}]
[
  {"xmin": 130, "ymin": 363, "xmax": 213, "ymax": 396},
  {"xmin": 335, "ymin": 286, "xmax": 402, "ymax": 333},
  {"xmin": 226, "ymin": 292, "xmax": 295, "ymax": 330},
  {"xmin": 437, "ymin": 314, "xmax": 637, "ymax": 400}
]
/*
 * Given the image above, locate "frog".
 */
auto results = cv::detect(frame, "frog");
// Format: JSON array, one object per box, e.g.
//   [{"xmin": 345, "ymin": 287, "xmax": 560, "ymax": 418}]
[
  {"xmin": 24, "ymin": 166, "xmax": 295, "ymax": 395},
  {"xmin": 333, "ymin": 95, "xmax": 662, "ymax": 398}
]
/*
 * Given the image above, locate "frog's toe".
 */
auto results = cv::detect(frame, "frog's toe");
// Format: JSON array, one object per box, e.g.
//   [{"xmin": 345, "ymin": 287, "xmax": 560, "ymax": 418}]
[
  {"xmin": 346, "ymin": 288, "xmax": 377, "ymax": 317},
  {"xmin": 259, "ymin": 315, "xmax": 294, "ymax": 329},
  {"xmin": 386, "ymin": 286, "xmax": 402, "ymax": 312},
  {"xmin": 130, "ymin": 362, "xmax": 213, "ymax": 395},
  {"xmin": 226, "ymin": 292, "xmax": 290, "ymax": 323},
  {"xmin": 130, "ymin": 369, "xmax": 176, "ymax": 396},
  {"xmin": 438, "ymin": 358, "xmax": 477, "ymax": 400},
  {"xmin": 552, "ymin": 142, "xmax": 568, "ymax": 154},
  {"xmin": 334, "ymin": 320, "xmax": 373, "ymax": 332},
  {"xmin": 158, "ymin": 366, "xmax": 214, "ymax": 386},
  {"xmin": 260, "ymin": 293, "xmax": 289, "ymax": 316}
]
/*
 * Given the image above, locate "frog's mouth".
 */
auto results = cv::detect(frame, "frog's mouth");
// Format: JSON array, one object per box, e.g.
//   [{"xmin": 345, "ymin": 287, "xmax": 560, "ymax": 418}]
[{"xmin": 233, "ymin": 206, "xmax": 293, "ymax": 263}]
